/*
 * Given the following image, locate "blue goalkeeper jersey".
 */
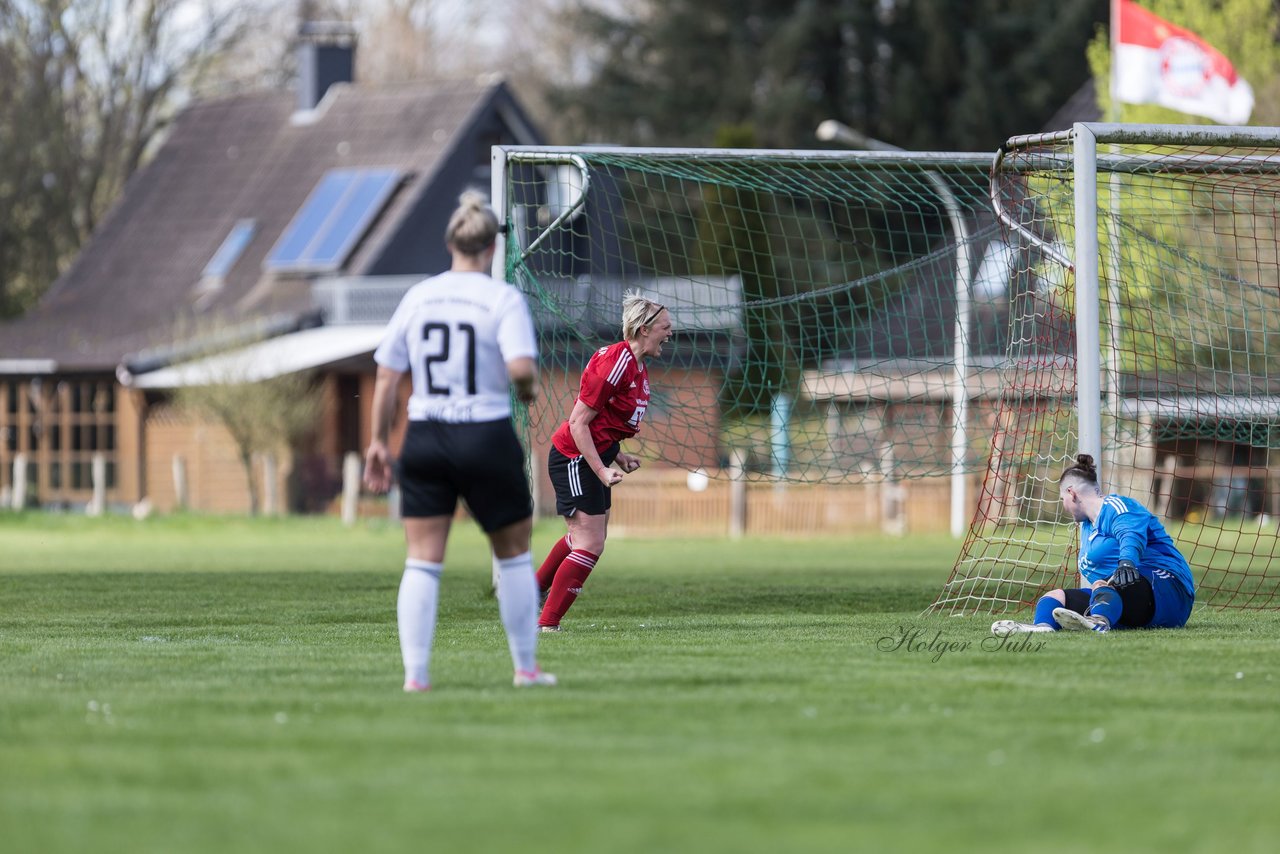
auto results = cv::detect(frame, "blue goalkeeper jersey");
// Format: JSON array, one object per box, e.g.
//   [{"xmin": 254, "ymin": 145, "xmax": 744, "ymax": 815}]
[{"xmin": 1077, "ymin": 494, "xmax": 1196, "ymax": 597}]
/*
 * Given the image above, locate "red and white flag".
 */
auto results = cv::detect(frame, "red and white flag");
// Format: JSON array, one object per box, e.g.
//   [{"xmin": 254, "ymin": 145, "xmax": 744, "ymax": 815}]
[{"xmin": 1113, "ymin": 0, "xmax": 1253, "ymax": 125}]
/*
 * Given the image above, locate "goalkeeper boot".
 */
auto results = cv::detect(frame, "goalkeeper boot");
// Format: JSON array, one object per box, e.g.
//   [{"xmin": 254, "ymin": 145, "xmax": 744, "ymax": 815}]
[
  {"xmin": 1052, "ymin": 608, "xmax": 1111, "ymax": 633},
  {"xmin": 990, "ymin": 620, "xmax": 1055, "ymax": 636},
  {"xmin": 513, "ymin": 668, "xmax": 557, "ymax": 687}
]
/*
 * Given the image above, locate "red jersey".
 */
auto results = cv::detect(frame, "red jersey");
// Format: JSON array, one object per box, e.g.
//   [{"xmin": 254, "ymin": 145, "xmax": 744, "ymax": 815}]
[{"xmin": 551, "ymin": 341, "xmax": 650, "ymax": 457}]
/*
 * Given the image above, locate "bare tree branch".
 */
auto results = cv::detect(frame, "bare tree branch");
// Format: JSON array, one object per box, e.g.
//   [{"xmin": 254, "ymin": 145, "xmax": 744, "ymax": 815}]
[{"xmin": 0, "ymin": 0, "xmax": 267, "ymax": 318}]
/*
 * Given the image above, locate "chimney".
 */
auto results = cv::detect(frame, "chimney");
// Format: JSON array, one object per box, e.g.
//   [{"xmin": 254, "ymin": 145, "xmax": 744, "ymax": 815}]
[{"xmin": 297, "ymin": 21, "xmax": 356, "ymax": 112}]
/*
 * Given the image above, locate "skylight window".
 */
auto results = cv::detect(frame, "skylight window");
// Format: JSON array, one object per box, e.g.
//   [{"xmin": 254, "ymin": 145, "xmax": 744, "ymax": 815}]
[
  {"xmin": 202, "ymin": 219, "xmax": 257, "ymax": 279},
  {"xmin": 265, "ymin": 168, "xmax": 402, "ymax": 273}
]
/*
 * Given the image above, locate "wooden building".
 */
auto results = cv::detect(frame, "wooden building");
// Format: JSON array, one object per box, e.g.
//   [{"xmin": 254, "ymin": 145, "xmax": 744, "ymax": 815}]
[{"xmin": 0, "ymin": 26, "xmax": 542, "ymax": 513}]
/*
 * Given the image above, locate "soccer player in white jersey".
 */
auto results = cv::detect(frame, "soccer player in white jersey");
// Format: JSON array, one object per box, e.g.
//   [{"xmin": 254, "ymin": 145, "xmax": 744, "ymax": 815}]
[
  {"xmin": 363, "ymin": 191, "xmax": 555, "ymax": 691},
  {"xmin": 992, "ymin": 453, "xmax": 1196, "ymax": 636}
]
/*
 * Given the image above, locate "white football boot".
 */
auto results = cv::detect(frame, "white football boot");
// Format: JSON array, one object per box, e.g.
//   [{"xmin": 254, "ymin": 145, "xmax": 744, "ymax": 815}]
[
  {"xmin": 1052, "ymin": 608, "xmax": 1111, "ymax": 633},
  {"xmin": 990, "ymin": 620, "xmax": 1056, "ymax": 637},
  {"xmin": 513, "ymin": 668, "xmax": 558, "ymax": 687}
]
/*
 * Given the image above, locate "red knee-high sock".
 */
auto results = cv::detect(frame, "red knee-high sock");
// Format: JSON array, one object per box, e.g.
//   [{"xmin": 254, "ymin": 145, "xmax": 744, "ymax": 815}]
[
  {"xmin": 539, "ymin": 549, "xmax": 598, "ymax": 627},
  {"xmin": 536, "ymin": 534, "xmax": 573, "ymax": 592}
]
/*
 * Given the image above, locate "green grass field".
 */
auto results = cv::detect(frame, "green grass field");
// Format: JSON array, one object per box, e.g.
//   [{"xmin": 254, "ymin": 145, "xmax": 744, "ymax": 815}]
[{"xmin": 2, "ymin": 513, "xmax": 1279, "ymax": 853}]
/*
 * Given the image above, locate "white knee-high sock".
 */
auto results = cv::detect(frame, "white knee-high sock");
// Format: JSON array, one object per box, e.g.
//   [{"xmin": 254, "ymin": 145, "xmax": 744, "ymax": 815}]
[
  {"xmin": 398, "ymin": 559, "xmax": 442, "ymax": 685},
  {"xmin": 495, "ymin": 551, "xmax": 538, "ymax": 673}
]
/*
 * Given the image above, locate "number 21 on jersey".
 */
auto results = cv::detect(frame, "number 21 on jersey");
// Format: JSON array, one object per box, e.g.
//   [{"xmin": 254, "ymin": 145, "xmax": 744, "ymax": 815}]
[{"xmin": 422, "ymin": 321, "xmax": 476, "ymax": 395}]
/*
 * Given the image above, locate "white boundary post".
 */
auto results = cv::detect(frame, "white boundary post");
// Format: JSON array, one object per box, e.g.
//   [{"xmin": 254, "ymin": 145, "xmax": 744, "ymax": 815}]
[
  {"xmin": 88, "ymin": 453, "xmax": 106, "ymax": 516},
  {"xmin": 728, "ymin": 448, "xmax": 747, "ymax": 539},
  {"xmin": 1073, "ymin": 123, "xmax": 1103, "ymax": 469},
  {"xmin": 172, "ymin": 454, "xmax": 189, "ymax": 511},
  {"xmin": 262, "ymin": 452, "xmax": 279, "ymax": 516},
  {"xmin": 12, "ymin": 453, "xmax": 27, "ymax": 510},
  {"xmin": 341, "ymin": 451, "xmax": 360, "ymax": 526}
]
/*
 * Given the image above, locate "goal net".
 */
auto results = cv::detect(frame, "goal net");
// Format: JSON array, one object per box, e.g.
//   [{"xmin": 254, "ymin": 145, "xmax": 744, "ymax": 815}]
[
  {"xmin": 934, "ymin": 123, "xmax": 1280, "ymax": 614},
  {"xmin": 494, "ymin": 146, "xmax": 1003, "ymax": 536}
]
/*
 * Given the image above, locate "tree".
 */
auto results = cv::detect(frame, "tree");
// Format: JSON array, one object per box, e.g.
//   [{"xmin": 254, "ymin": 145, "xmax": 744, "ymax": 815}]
[
  {"xmin": 887, "ymin": 0, "xmax": 1106, "ymax": 147},
  {"xmin": 0, "ymin": 0, "xmax": 257, "ymax": 319},
  {"xmin": 175, "ymin": 368, "xmax": 323, "ymax": 516},
  {"xmin": 691, "ymin": 125, "xmax": 792, "ymax": 415},
  {"xmin": 547, "ymin": 0, "xmax": 1107, "ymax": 150},
  {"xmin": 285, "ymin": 0, "xmax": 524, "ymax": 86}
]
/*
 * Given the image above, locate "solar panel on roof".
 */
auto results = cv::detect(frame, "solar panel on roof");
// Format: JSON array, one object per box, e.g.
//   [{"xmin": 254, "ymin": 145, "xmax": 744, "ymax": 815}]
[
  {"xmin": 202, "ymin": 219, "xmax": 257, "ymax": 278},
  {"xmin": 266, "ymin": 171, "xmax": 357, "ymax": 268},
  {"xmin": 304, "ymin": 170, "xmax": 400, "ymax": 267},
  {"xmin": 265, "ymin": 168, "xmax": 401, "ymax": 272}
]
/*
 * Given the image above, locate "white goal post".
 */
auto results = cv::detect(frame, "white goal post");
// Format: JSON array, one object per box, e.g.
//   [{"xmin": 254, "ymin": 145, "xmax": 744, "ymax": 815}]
[
  {"xmin": 491, "ymin": 144, "xmax": 998, "ymax": 538},
  {"xmin": 935, "ymin": 121, "xmax": 1280, "ymax": 614}
]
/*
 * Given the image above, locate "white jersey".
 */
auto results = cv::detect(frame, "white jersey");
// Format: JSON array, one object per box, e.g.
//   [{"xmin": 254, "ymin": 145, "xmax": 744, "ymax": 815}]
[{"xmin": 374, "ymin": 271, "xmax": 537, "ymax": 423}]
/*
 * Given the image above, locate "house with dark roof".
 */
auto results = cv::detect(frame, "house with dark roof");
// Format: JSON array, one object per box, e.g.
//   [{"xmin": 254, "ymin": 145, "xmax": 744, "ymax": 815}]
[{"xmin": 0, "ymin": 25, "xmax": 543, "ymax": 512}]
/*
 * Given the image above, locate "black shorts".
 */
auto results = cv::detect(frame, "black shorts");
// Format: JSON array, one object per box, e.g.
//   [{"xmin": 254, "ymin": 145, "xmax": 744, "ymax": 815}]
[
  {"xmin": 1062, "ymin": 577, "xmax": 1156, "ymax": 628},
  {"xmin": 396, "ymin": 419, "xmax": 532, "ymax": 532},
  {"xmin": 548, "ymin": 442, "xmax": 619, "ymax": 517}
]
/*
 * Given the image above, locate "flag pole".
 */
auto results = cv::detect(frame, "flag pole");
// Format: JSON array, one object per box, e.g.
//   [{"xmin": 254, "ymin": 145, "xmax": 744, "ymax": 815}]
[
  {"xmin": 1099, "ymin": 0, "xmax": 1124, "ymax": 489},
  {"xmin": 1109, "ymin": 0, "xmax": 1120, "ymax": 122}
]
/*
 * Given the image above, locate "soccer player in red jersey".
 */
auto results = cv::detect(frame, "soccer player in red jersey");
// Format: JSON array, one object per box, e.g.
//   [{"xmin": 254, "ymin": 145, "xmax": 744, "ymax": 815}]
[{"xmin": 536, "ymin": 293, "xmax": 673, "ymax": 630}]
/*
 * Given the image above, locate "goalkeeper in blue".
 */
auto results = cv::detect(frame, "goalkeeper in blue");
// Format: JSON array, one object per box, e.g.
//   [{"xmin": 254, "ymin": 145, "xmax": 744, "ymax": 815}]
[{"xmin": 992, "ymin": 453, "xmax": 1195, "ymax": 635}]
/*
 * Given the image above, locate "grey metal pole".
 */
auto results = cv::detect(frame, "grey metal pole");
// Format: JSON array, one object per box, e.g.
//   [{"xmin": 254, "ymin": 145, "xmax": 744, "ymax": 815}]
[
  {"xmin": 490, "ymin": 146, "xmax": 509, "ymax": 282},
  {"xmin": 1072, "ymin": 124, "xmax": 1104, "ymax": 468}
]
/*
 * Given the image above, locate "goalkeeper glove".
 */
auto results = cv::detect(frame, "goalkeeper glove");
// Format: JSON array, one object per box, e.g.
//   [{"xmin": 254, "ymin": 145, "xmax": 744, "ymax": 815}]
[{"xmin": 1110, "ymin": 559, "xmax": 1140, "ymax": 588}]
